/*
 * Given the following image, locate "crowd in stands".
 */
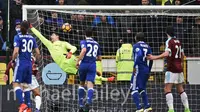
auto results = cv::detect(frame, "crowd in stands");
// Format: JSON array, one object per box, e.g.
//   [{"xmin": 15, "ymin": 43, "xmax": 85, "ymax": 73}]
[{"xmin": 0, "ymin": 0, "xmax": 199, "ymax": 57}]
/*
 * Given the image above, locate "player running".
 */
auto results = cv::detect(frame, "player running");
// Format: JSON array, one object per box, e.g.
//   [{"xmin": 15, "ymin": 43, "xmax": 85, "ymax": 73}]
[
  {"xmin": 76, "ymin": 29, "xmax": 101, "ymax": 112},
  {"xmin": 4, "ymin": 55, "xmax": 41, "ymax": 112},
  {"xmin": 12, "ymin": 20, "xmax": 40, "ymax": 112},
  {"xmin": 148, "ymin": 26, "xmax": 191, "ymax": 112},
  {"xmin": 131, "ymin": 32, "xmax": 153, "ymax": 112},
  {"xmin": 30, "ymin": 25, "xmax": 77, "ymax": 75}
]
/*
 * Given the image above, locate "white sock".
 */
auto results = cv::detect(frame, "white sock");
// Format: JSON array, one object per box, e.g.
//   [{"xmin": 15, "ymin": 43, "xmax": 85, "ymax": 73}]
[
  {"xmin": 166, "ymin": 93, "xmax": 174, "ymax": 110},
  {"xmin": 35, "ymin": 95, "xmax": 41, "ymax": 110},
  {"xmin": 180, "ymin": 92, "xmax": 189, "ymax": 109}
]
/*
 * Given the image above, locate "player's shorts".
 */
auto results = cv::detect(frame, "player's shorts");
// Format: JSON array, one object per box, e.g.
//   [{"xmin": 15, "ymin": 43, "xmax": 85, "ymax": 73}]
[
  {"xmin": 28, "ymin": 75, "xmax": 39, "ymax": 90},
  {"xmin": 79, "ymin": 62, "xmax": 96, "ymax": 83},
  {"xmin": 165, "ymin": 71, "xmax": 184, "ymax": 84},
  {"xmin": 130, "ymin": 72, "xmax": 150, "ymax": 91},
  {"xmin": 21, "ymin": 75, "xmax": 39, "ymax": 91},
  {"xmin": 13, "ymin": 62, "xmax": 32, "ymax": 84}
]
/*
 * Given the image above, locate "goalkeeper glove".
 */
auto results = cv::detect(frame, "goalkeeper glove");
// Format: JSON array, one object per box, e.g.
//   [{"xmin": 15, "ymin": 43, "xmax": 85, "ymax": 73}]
[
  {"xmin": 29, "ymin": 22, "xmax": 33, "ymax": 28},
  {"xmin": 107, "ymin": 76, "xmax": 115, "ymax": 82},
  {"xmin": 66, "ymin": 52, "xmax": 72, "ymax": 59}
]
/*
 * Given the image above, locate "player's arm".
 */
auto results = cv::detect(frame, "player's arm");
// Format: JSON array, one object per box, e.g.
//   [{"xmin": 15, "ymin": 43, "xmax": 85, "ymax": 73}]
[
  {"xmin": 149, "ymin": 51, "xmax": 169, "ymax": 60},
  {"xmin": 12, "ymin": 47, "xmax": 19, "ymax": 61},
  {"xmin": 76, "ymin": 47, "xmax": 86, "ymax": 68},
  {"xmin": 30, "ymin": 26, "xmax": 52, "ymax": 47},
  {"xmin": 33, "ymin": 38, "xmax": 41, "ymax": 60},
  {"xmin": 64, "ymin": 42, "xmax": 77, "ymax": 59},
  {"xmin": 34, "ymin": 48, "xmax": 41, "ymax": 61},
  {"xmin": 76, "ymin": 41, "xmax": 86, "ymax": 68},
  {"xmin": 12, "ymin": 36, "xmax": 20, "ymax": 63},
  {"xmin": 133, "ymin": 47, "xmax": 143, "ymax": 69},
  {"xmin": 148, "ymin": 41, "xmax": 171, "ymax": 60}
]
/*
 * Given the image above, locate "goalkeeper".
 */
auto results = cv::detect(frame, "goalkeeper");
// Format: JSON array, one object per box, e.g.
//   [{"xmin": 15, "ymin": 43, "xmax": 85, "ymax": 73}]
[{"xmin": 30, "ymin": 25, "xmax": 77, "ymax": 75}]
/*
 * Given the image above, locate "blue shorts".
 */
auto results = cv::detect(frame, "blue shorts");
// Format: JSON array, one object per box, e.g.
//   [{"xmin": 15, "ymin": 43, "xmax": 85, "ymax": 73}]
[
  {"xmin": 13, "ymin": 61, "xmax": 32, "ymax": 84},
  {"xmin": 131, "ymin": 72, "xmax": 150, "ymax": 91},
  {"xmin": 79, "ymin": 62, "xmax": 96, "ymax": 83}
]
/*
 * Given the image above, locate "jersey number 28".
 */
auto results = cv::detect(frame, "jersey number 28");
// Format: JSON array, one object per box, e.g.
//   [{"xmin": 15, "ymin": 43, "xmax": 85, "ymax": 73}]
[
  {"xmin": 86, "ymin": 44, "xmax": 98, "ymax": 57},
  {"xmin": 22, "ymin": 39, "xmax": 33, "ymax": 52}
]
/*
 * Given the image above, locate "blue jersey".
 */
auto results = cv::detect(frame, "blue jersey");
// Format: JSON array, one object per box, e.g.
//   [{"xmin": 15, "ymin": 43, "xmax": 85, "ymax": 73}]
[
  {"xmin": 14, "ymin": 34, "xmax": 38, "ymax": 62},
  {"xmin": 80, "ymin": 38, "xmax": 101, "ymax": 63},
  {"xmin": 133, "ymin": 41, "xmax": 152, "ymax": 74}
]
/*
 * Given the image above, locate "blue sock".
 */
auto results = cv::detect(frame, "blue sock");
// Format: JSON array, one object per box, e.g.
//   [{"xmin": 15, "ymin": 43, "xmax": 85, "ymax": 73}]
[
  {"xmin": 140, "ymin": 90, "xmax": 150, "ymax": 108},
  {"xmin": 78, "ymin": 86, "xmax": 85, "ymax": 107},
  {"xmin": 132, "ymin": 90, "xmax": 142, "ymax": 110},
  {"xmin": 87, "ymin": 88, "xmax": 94, "ymax": 105},
  {"xmin": 14, "ymin": 87, "xmax": 24, "ymax": 104},
  {"xmin": 24, "ymin": 90, "xmax": 31, "ymax": 108}
]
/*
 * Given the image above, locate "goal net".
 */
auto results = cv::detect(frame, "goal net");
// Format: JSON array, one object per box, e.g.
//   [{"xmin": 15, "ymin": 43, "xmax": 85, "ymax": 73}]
[{"xmin": 23, "ymin": 6, "xmax": 200, "ymax": 112}]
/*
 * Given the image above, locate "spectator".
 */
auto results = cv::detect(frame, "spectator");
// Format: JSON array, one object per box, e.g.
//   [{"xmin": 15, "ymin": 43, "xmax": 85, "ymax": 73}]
[
  {"xmin": 0, "ymin": 0, "xmax": 2, "ymax": 16},
  {"xmin": 117, "ymin": 10, "xmax": 136, "ymax": 41},
  {"xmin": 141, "ymin": 0, "xmax": 150, "ymax": 5},
  {"xmin": 191, "ymin": 17, "xmax": 200, "ymax": 56},
  {"xmin": 0, "ymin": 16, "xmax": 5, "ymax": 50},
  {"xmin": 174, "ymin": 16, "xmax": 190, "ymax": 55},
  {"xmin": 45, "ymin": 12, "xmax": 64, "ymax": 32},
  {"xmin": 57, "ymin": 0, "xmax": 66, "ymax": 5},
  {"xmin": 92, "ymin": 15, "xmax": 115, "ymax": 28},
  {"xmin": 10, "ymin": 19, "xmax": 22, "ymax": 49},
  {"xmin": 174, "ymin": 0, "xmax": 181, "ymax": 5},
  {"xmin": 15, "ymin": 19, "xmax": 21, "ymax": 34},
  {"xmin": 10, "ymin": 0, "xmax": 22, "ymax": 48},
  {"xmin": 92, "ymin": 15, "xmax": 117, "ymax": 55}
]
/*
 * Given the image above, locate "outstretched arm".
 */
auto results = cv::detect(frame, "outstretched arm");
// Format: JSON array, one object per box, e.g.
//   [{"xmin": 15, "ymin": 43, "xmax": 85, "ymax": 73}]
[
  {"xmin": 65, "ymin": 42, "xmax": 77, "ymax": 59},
  {"xmin": 30, "ymin": 27, "xmax": 52, "ymax": 47}
]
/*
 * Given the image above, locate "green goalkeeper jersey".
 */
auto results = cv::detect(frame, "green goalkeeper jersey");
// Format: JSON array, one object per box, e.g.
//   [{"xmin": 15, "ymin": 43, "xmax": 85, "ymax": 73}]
[{"xmin": 31, "ymin": 27, "xmax": 78, "ymax": 74}]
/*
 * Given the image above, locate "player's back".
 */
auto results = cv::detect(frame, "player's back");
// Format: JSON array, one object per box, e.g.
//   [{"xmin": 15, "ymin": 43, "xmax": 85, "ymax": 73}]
[
  {"xmin": 166, "ymin": 38, "xmax": 183, "ymax": 73},
  {"xmin": 14, "ymin": 34, "xmax": 37, "ymax": 64},
  {"xmin": 133, "ymin": 41, "xmax": 151, "ymax": 74},
  {"xmin": 81, "ymin": 38, "xmax": 100, "ymax": 63}
]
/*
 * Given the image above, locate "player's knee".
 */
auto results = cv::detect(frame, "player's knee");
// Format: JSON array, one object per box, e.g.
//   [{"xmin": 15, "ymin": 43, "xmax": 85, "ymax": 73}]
[
  {"xmin": 131, "ymin": 90, "xmax": 138, "ymax": 95},
  {"xmin": 87, "ymin": 81, "xmax": 94, "ymax": 88},
  {"xmin": 23, "ymin": 88, "xmax": 30, "ymax": 92},
  {"xmin": 14, "ymin": 86, "xmax": 21, "ymax": 92},
  {"xmin": 164, "ymin": 86, "xmax": 171, "ymax": 93},
  {"xmin": 33, "ymin": 89, "xmax": 40, "ymax": 96},
  {"xmin": 12, "ymin": 82, "xmax": 20, "ymax": 88},
  {"xmin": 78, "ymin": 86, "xmax": 85, "ymax": 90},
  {"xmin": 79, "ymin": 81, "xmax": 85, "ymax": 86},
  {"xmin": 138, "ymin": 89, "xmax": 145, "ymax": 94}
]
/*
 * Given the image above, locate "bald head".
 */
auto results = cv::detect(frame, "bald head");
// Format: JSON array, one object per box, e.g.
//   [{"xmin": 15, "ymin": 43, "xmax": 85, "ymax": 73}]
[{"xmin": 142, "ymin": 0, "xmax": 149, "ymax": 5}]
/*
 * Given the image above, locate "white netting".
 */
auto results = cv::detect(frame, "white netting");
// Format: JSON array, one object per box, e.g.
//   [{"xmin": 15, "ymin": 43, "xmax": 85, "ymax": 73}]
[{"xmin": 25, "ymin": 6, "xmax": 200, "ymax": 112}]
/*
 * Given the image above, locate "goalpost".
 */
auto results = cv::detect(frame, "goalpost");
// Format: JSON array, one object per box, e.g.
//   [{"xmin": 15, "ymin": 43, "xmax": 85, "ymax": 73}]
[{"xmin": 23, "ymin": 6, "xmax": 200, "ymax": 112}]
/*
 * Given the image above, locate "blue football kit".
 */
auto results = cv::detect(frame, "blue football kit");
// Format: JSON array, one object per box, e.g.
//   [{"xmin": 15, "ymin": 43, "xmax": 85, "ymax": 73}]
[
  {"xmin": 79, "ymin": 37, "xmax": 101, "ymax": 83},
  {"xmin": 13, "ymin": 34, "xmax": 38, "ymax": 84},
  {"xmin": 131, "ymin": 41, "xmax": 153, "ymax": 90},
  {"xmin": 131, "ymin": 41, "xmax": 153, "ymax": 110}
]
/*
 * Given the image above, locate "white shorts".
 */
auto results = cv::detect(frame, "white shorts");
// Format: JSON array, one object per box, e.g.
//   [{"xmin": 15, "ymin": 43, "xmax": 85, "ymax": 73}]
[
  {"xmin": 28, "ymin": 75, "xmax": 39, "ymax": 90},
  {"xmin": 165, "ymin": 71, "xmax": 184, "ymax": 84}
]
